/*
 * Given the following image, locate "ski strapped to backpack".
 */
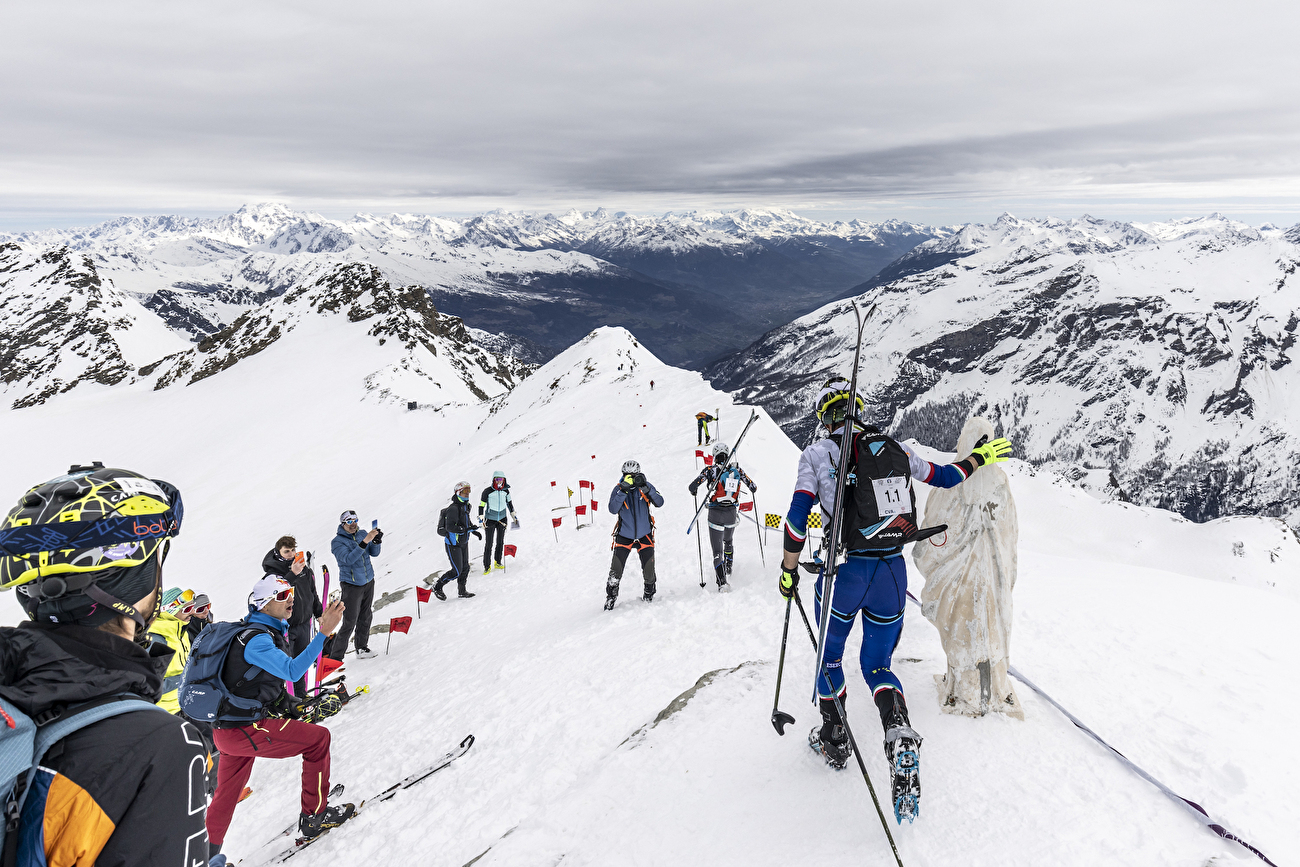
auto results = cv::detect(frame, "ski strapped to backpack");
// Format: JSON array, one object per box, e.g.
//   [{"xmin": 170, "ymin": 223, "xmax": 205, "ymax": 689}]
[
  {"xmin": 832, "ymin": 429, "xmax": 947, "ymax": 551},
  {"xmin": 1, "ymin": 694, "xmax": 170, "ymax": 859},
  {"xmin": 179, "ymin": 618, "xmax": 278, "ymax": 725},
  {"xmin": 686, "ymin": 409, "xmax": 759, "ymax": 535}
]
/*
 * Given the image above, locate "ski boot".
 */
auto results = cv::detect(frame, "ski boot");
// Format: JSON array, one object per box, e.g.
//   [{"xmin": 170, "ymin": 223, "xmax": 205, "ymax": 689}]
[
  {"xmin": 603, "ymin": 596, "xmax": 617, "ymax": 611},
  {"xmin": 604, "ymin": 582, "xmax": 618, "ymax": 610},
  {"xmin": 298, "ymin": 802, "xmax": 357, "ymax": 840},
  {"xmin": 458, "ymin": 590, "xmax": 476, "ymax": 599},
  {"xmin": 432, "ymin": 581, "xmax": 448, "ymax": 601},
  {"xmin": 809, "ymin": 695, "xmax": 852, "ymax": 769},
  {"xmin": 493, "ymin": 561, "xmax": 505, "ymax": 571},
  {"xmin": 878, "ymin": 689, "xmax": 922, "ymax": 823},
  {"xmin": 723, "ymin": 550, "xmax": 733, "ymax": 576},
  {"xmin": 715, "ymin": 563, "xmax": 731, "ymax": 593},
  {"xmin": 642, "ymin": 580, "xmax": 655, "ymax": 602},
  {"xmin": 483, "ymin": 564, "xmax": 492, "ymax": 576}
]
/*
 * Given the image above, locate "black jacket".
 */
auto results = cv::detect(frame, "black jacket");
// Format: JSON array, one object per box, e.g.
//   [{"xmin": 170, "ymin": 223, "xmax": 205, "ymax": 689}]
[
  {"xmin": 262, "ymin": 549, "xmax": 323, "ymax": 628},
  {"xmin": 437, "ymin": 496, "xmax": 476, "ymax": 545},
  {"xmin": 0, "ymin": 622, "xmax": 208, "ymax": 867}
]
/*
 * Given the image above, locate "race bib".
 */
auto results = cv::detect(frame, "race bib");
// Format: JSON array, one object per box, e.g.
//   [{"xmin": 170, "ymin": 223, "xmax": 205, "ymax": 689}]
[
  {"xmin": 872, "ymin": 477, "xmax": 909, "ymax": 517},
  {"xmin": 724, "ymin": 475, "xmax": 740, "ymax": 495}
]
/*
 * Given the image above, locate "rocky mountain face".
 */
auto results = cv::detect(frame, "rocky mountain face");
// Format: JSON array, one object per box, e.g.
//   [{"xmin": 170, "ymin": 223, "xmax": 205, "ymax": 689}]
[
  {"xmin": 4, "ymin": 204, "xmax": 950, "ymax": 367},
  {"xmin": 0, "ymin": 243, "xmax": 189, "ymax": 409},
  {"xmin": 708, "ymin": 213, "xmax": 1300, "ymax": 530}
]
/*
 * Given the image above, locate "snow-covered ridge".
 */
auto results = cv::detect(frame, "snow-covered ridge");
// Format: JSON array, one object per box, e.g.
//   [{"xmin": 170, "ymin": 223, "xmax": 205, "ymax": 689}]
[{"xmin": 709, "ymin": 213, "xmax": 1300, "ymax": 530}]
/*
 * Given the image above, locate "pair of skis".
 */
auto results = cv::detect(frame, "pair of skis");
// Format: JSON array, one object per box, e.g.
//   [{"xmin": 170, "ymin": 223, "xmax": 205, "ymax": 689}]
[{"xmin": 258, "ymin": 735, "xmax": 476, "ymax": 863}]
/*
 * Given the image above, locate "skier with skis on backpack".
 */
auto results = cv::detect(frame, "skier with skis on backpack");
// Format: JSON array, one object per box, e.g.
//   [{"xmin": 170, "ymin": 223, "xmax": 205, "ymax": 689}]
[
  {"xmin": 695, "ymin": 412, "xmax": 715, "ymax": 445},
  {"xmin": 478, "ymin": 470, "xmax": 518, "ymax": 575},
  {"xmin": 605, "ymin": 460, "xmax": 663, "ymax": 609},
  {"xmin": 777, "ymin": 379, "xmax": 1012, "ymax": 823},
  {"xmin": 434, "ymin": 482, "xmax": 481, "ymax": 600},
  {"xmin": 198, "ymin": 575, "xmax": 351, "ymax": 863},
  {"xmin": 0, "ymin": 464, "xmax": 209, "ymax": 867},
  {"xmin": 688, "ymin": 441, "xmax": 757, "ymax": 592}
]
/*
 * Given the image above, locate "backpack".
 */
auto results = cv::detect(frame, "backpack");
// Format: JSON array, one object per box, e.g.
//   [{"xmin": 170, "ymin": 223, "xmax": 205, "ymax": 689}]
[
  {"xmin": 711, "ymin": 466, "xmax": 744, "ymax": 504},
  {"xmin": 836, "ymin": 429, "xmax": 918, "ymax": 551},
  {"xmin": 1, "ymin": 694, "xmax": 168, "ymax": 857},
  {"xmin": 177, "ymin": 619, "xmax": 274, "ymax": 726}
]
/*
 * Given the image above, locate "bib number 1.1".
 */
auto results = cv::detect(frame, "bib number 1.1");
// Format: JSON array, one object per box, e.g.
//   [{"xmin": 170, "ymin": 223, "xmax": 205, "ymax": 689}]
[{"xmin": 872, "ymin": 476, "xmax": 908, "ymax": 517}]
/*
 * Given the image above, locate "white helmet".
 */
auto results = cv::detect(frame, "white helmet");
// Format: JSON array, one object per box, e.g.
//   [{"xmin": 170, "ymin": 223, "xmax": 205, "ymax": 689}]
[
  {"xmin": 711, "ymin": 441, "xmax": 730, "ymax": 461},
  {"xmin": 454, "ymin": 480, "xmax": 471, "ymax": 494},
  {"xmin": 621, "ymin": 459, "xmax": 641, "ymax": 474}
]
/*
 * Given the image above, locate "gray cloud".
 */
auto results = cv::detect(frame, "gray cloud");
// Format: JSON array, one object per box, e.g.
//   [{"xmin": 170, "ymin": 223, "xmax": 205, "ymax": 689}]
[{"xmin": 3, "ymin": 0, "xmax": 1299, "ymax": 228}]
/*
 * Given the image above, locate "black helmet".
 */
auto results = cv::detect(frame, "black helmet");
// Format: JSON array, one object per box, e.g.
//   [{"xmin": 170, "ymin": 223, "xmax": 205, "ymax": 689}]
[{"xmin": 1, "ymin": 464, "xmax": 183, "ymax": 633}]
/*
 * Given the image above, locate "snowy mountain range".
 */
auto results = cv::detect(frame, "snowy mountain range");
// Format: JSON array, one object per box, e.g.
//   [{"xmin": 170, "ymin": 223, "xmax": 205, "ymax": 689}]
[
  {"xmin": 1, "ymin": 204, "xmax": 949, "ymax": 367},
  {"xmin": 708, "ymin": 212, "xmax": 1300, "ymax": 530}
]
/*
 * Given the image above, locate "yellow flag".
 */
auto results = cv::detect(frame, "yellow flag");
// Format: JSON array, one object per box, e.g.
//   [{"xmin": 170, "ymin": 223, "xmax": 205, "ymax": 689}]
[
  {"xmin": 764, "ymin": 513, "xmax": 782, "ymax": 528},
  {"xmin": 807, "ymin": 512, "xmax": 822, "ymax": 529},
  {"xmin": 567, "ymin": 487, "xmax": 574, "ymax": 499}
]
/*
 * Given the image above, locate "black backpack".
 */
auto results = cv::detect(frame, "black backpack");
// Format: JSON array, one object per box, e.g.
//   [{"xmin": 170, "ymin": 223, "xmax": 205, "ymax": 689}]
[{"xmin": 835, "ymin": 429, "xmax": 918, "ymax": 551}]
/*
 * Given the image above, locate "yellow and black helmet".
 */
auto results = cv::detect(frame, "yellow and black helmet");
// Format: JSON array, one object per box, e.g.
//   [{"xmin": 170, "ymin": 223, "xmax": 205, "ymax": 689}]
[
  {"xmin": 1, "ymin": 463, "xmax": 183, "ymax": 629},
  {"xmin": 814, "ymin": 377, "xmax": 865, "ymax": 427}
]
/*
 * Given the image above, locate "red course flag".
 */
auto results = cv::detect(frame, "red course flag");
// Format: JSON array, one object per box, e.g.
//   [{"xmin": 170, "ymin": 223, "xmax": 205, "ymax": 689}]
[
  {"xmin": 591, "ymin": 500, "xmax": 599, "ymax": 511},
  {"xmin": 695, "ymin": 449, "xmax": 704, "ymax": 458},
  {"xmin": 390, "ymin": 616, "xmax": 412, "ymax": 634},
  {"xmin": 504, "ymin": 544, "xmax": 517, "ymax": 557},
  {"xmin": 552, "ymin": 517, "xmax": 562, "ymax": 528},
  {"xmin": 551, "ymin": 481, "xmax": 557, "ymax": 487},
  {"xmin": 739, "ymin": 501, "xmax": 754, "ymax": 512},
  {"xmin": 579, "ymin": 480, "xmax": 592, "ymax": 489},
  {"xmin": 415, "ymin": 586, "xmax": 432, "ymax": 603},
  {"xmin": 575, "ymin": 505, "xmax": 587, "ymax": 516},
  {"xmin": 703, "ymin": 455, "xmax": 714, "ymax": 466}
]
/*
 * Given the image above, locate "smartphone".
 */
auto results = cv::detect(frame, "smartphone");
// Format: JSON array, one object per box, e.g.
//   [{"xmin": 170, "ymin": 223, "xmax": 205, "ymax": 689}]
[
  {"xmin": 294, "ymin": 551, "xmax": 306, "ymax": 566},
  {"xmin": 372, "ymin": 519, "xmax": 378, "ymax": 529}
]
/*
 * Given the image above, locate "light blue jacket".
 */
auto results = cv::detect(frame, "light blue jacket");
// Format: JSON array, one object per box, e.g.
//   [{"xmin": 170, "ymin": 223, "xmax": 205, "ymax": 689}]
[
  {"xmin": 243, "ymin": 610, "xmax": 326, "ymax": 681},
  {"xmin": 332, "ymin": 524, "xmax": 382, "ymax": 585}
]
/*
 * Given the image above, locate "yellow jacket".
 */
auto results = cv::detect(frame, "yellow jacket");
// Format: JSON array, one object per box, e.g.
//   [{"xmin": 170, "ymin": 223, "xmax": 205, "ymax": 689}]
[{"xmin": 148, "ymin": 612, "xmax": 191, "ymax": 714}]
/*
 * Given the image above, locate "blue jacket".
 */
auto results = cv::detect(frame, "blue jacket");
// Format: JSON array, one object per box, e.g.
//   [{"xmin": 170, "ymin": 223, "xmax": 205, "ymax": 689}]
[
  {"xmin": 608, "ymin": 481, "xmax": 663, "ymax": 540},
  {"xmin": 332, "ymin": 524, "xmax": 382, "ymax": 585},
  {"xmin": 243, "ymin": 609, "xmax": 325, "ymax": 682}
]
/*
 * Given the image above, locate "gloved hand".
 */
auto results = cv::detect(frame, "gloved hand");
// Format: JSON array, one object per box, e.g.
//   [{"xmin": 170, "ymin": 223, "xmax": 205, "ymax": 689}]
[
  {"xmin": 511, "ymin": 516, "xmax": 520, "ymax": 529},
  {"xmin": 632, "ymin": 472, "xmax": 647, "ymax": 488},
  {"xmin": 620, "ymin": 474, "xmax": 635, "ymax": 492},
  {"xmin": 779, "ymin": 567, "xmax": 799, "ymax": 599},
  {"xmin": 971, "ymin": 437, "xmax": 1013, "ymax": 466}
]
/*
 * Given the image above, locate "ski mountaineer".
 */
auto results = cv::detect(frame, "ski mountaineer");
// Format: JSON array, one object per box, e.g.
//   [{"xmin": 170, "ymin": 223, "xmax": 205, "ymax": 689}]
[
  {"xmin": 605, "ymin": 460, "xmax": 663, "ymax": 609},
  {"xmin": 263, "ymin": 535, "xmax": 323, "ymax": 696},
  {"xmin": 150, "ymin": 587, "xmax": 221, "ymax": 796},
  {"xmin": 777, "ymin": 380, "xmax": 1012, "ymax": 821},
  {"xmin": 184, "ymin": 590, "xmax": 215, "ymax": 642},
  {"xmin": 434, "ymin": 482, "xmax": 481, "ymax": 600},
  {"xmin": 204, "ymin": 576, "xmax": 352, "ymax": 865},
  {"xmin": 688, "ymin": 441, "xmax": 757, "ymax": 591},
  {"xmin": 478, "ymin": 470, "xmax": 519, "ymax": 575},
  {"xmin": 328, "ymin": 511, "xmax": 381, "ymax": 662},
  {"xmin": 0, "ymin": 464, "xmax": 209, "ymax": 867},
  {"xmin": 695, "ymin": 411, "xmax": 715, "ymax": 445}
]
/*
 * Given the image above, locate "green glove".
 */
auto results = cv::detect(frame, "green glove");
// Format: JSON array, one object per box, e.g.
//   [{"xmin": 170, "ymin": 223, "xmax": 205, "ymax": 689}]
[
  {"xmin": 971, "ymin": 437, "xmax": 1013, "ymax": 466},
  {"xmin": 779, "ymin": 567, "xmax": 799, "ymax": 599}
]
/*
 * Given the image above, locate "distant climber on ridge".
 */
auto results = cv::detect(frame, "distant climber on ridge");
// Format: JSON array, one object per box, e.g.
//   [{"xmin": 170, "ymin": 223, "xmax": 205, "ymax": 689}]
[{"xmin": 688, "ymin": 441, "xmax": 757, "ymax": 592}]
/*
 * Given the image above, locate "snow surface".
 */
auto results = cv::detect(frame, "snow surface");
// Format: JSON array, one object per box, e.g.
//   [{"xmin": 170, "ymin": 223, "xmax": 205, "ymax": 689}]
[{"xmin": 0, "ymin": 326, "xmax": 1294, "ymax": 866}]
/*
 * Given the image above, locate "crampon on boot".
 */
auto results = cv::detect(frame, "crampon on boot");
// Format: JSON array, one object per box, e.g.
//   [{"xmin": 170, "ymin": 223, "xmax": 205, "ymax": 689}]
[
  {"xmin": 877, "ymin": 689, "xmax": 922, "ymax": 823},
  {"xmin": 808, "ymin": 695, "xmax": 852, "ymax": 769}
]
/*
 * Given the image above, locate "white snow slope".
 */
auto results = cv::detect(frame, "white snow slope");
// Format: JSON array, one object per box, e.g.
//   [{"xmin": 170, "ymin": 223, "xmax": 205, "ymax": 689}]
[{"xmin": 0, "ymin": 326, "xmax": 1295, "ymax": 866}]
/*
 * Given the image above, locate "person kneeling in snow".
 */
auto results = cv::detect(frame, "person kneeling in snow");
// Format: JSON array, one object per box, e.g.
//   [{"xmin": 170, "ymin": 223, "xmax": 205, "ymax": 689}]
[
  {"xmin": 605, "ymin": 460, "xmax": 663, "ymax": 609},
  {"xmin": 205, "ymin": 577, "xmax": 351, "ymax": 865}
]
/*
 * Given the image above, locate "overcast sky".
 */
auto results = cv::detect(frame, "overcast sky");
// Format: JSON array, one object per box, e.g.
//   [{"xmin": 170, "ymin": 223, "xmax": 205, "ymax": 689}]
[{"xmin": 3, "ymin": 0, "xmax": 1299, "ymax": 230}]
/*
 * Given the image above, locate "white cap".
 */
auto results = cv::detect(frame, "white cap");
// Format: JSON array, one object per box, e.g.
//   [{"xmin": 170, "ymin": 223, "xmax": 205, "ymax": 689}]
[{"xmin": 250, "ymin": 575, "xmax": 293, "ymax": 610}]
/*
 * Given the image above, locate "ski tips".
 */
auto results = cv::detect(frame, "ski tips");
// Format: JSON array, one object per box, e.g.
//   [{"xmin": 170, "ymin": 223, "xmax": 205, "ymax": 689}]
[
  {"xmin": 459, "ymin": 734, "xmax": 476, "ymax": 751},
  {"xmin": 771, "ymin": 710, "xmax": 795, "ymax": 736}
]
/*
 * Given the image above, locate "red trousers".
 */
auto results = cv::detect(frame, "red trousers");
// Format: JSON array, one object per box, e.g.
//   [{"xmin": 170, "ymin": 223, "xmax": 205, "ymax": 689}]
[{"xmin": 206, "ymin": 718, "xmax": 332, "ymax": 846}]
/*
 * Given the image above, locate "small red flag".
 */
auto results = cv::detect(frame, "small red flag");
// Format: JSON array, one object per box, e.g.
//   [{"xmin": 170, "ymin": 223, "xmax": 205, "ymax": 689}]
[
  {"xmin": 591, "ymin": 500, "xmax": 599, "ymax": 511},
  {"xmin": 704, "ymin": 455, "xmax": 714, "ymax": 466},
  {"xmin": 739, "ymin": 501, "xmax": 754, "ymax": 512},
  {"xmin": 390, "ymin": 616, "xmax": 412, "ymax": 635},
  {"xmin": 504, "ymin": 544, "xmax": 517, "ymax": 557},
  {"xmin": 550, "ymin": 481, "xmax": 557, "ymax": 487},
  {"xmin": 320, "ymin": 657, "xmax": 344, "ymax": 677},
  {"xmin": 552, "ymin": 517, "xmax": 562, "ymax": 528},
  {"xmin": 695, "ymin": 449, "xmax": 704, "ymax": 458},
  {"xmin": 579, "ymin": 480, "xmax": 591, "ymax": 489},
  {"xmin": 415, "ymin": 586, "xmax": 432, "ymax": 603},
  {"xmin": 575, "ymin": 505, "xmax": 587, "ymax": 515}
]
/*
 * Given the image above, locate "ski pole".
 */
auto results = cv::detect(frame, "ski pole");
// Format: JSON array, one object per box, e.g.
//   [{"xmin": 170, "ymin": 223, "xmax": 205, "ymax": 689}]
[
  {"xmin": 753, "ymin": 493, "xmax": 766, "ymax": 568},
  {"xmin": 694, "ymin": 491, "xmax": 706, "ymax": 588},
  {"xmin": 770, "ymin": 595, "xmax": 796, "ymax": 734},
  {"xmin": 794, "ymin": 589, "xmax": 904, "ymax": 867}
]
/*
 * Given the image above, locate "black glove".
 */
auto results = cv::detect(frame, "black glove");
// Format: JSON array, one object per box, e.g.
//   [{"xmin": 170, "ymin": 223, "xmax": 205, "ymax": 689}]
[
  {"xmin": 779, "ymin": 567, "xmax": 799, "ymax": 599},
  {"xmin": 688, "ymin": 479, "xmax": 700, "ymax": 496},
  {"xmin": 632, "ymin": 472, "xmax": 647, "ymax": 488},
  {"xmin": 373, "ymin": 529, "xmax": 384, "ymax": 543},
  {"xmin": 619, "ymin": 474, "xmax": 635, "ymax": 492}
]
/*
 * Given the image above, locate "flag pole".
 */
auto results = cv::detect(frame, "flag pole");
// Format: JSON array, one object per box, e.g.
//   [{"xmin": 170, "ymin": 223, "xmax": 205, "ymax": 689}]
[{"xmin": 386, "ymin": 629, "xmax": 392, "ymax": 655}]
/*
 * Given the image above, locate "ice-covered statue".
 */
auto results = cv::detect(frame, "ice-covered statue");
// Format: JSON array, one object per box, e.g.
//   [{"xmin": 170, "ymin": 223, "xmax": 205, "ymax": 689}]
[{"xmin": 912, "ymin": 416, "xmax": 1023, "ymax": 719}]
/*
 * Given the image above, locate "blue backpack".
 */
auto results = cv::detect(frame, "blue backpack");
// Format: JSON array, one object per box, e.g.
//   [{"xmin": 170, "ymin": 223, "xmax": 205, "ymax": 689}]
[
  {"xmin": 1, "ymin": 694, "xmax": 168, "ymax": 858},
  {"xmin": 178, "ymin": 619, "xmax": 272, "ymax": 726}
]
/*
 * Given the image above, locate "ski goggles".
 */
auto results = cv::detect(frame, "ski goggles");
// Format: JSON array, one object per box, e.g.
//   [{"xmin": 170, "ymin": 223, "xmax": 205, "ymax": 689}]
[
  {"xmin": 272, "ymin": 587, "xmax": 294, "ymax": 602},
  {"xmin": 181, "ymin": 601, "xmax": 211, "ymax": 616}
]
